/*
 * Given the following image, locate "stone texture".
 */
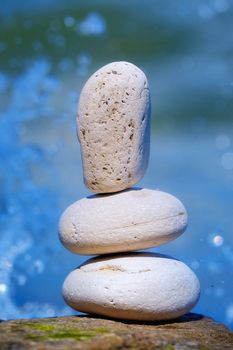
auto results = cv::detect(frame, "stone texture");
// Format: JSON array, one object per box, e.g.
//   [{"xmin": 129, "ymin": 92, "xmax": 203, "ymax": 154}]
[
  {"xmin": 59, "ymin": 188, "xmax": 187, "ymax": 255},
  {"xmin": 0, "ymin": 313, "xmax": 232, "ymax": 350},
  {"xmin": 77, "ymin": 61, "xmax": 151, "ymax": 193},
  {"xmin": 63, "ymin": 252, "xmax": 200, "ymax": 321}
]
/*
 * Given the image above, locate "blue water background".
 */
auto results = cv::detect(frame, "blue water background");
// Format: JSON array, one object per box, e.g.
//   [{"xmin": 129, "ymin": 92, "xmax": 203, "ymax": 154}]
[{"xmin": 0, "ymin": 0, "xmax": 233, "ymax": 328}]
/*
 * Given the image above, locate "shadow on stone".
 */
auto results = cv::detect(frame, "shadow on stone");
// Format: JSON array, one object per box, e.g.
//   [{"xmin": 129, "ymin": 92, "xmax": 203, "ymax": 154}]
[{"xmin": 75, "ymin": 312, "xmax": 203, "ymax": 326}]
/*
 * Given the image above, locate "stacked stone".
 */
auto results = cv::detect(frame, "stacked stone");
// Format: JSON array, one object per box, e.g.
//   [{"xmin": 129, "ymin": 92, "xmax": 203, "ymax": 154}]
[{"xmin": 59, "ymin": 62, "xmax": 200, "ymax": 321}]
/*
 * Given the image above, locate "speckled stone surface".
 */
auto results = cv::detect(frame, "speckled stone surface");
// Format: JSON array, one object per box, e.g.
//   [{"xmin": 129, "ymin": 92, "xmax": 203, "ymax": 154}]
[
  {"xmin": 77, "ymin": 61, "xmax": 151, "ymax": 193},
  {"xmin": 0, "ymin": 314, "xmax": 232, "ymax": 350}
]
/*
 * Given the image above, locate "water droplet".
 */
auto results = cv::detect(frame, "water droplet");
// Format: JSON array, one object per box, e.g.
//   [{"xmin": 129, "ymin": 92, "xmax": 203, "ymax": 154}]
[
  {"xmin": 0, "ymin": 284, "xmax": 7, "ymax": 294},
  {"xmin": 212, "ymin": 235, "xmax": 224, "ymax": 247},
  {"xmin": 78, "ymin": 12, "xmax": 106, "ymax": 36}
]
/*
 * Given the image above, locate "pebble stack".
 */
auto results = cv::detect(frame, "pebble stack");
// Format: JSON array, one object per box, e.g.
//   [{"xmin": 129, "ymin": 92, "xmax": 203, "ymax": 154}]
[{"xmin": 59, "ymin": 61, "xmax": 200, "ymax": 321}]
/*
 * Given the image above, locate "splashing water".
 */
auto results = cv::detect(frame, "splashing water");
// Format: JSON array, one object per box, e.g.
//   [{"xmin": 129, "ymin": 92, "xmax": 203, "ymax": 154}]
[{"xmin": 0, "ymin": 60, "xmax": 68, "ymax": 319}]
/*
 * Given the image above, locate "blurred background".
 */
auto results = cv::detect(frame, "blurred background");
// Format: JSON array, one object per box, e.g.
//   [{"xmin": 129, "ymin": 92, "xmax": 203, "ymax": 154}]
[{"xmin": 0, "ymin": 0, "xmax": 233, "ymax": 329}]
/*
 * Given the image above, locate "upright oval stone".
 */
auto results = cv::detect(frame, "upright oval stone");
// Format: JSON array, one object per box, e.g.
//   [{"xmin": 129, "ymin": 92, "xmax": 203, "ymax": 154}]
[
  {"xmin": 63, "ymin": 252, "xmax": 200, "ymax": 321},
  {"xmin": 77, "ymin": 61, "xmax": 151, "ymax": 193}
]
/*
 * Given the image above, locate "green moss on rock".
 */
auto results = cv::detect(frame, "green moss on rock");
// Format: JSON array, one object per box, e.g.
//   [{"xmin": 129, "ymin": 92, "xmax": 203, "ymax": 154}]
[
  {"xmin": 22, "ymin": 323, "xmax": 56, "ymax": 332},
  {"xmin": 19, "ymin": 322, "xmax": 111, "ymax": 343},
  {"xmin": 26, "ymin": 329, "xmax": 96, "ymax": 342}
]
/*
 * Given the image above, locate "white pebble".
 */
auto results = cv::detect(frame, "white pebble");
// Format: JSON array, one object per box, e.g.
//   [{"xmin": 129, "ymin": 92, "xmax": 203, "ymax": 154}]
[
  {"xmin": 63, "ymin": 252, "xmax": 200, "ymax": 321},
  {"xmin": 77, "ymin": 61, "xmax": 151, "ymax": 193},
  {"xmin": 59, "ymin": 188, "xmax": 187, "ymax": 255}
]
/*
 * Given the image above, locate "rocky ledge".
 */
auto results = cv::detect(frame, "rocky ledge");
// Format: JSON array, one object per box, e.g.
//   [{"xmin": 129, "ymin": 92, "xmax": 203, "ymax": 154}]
[{"xmin": 0, "ymin": 313, "xmax": 232, "ymax": 350}]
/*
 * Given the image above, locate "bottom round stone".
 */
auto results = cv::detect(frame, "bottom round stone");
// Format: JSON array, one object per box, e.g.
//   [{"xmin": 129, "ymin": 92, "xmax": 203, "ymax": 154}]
[{"xmin": 63, "ymin": 252, "xmax": 200, "ymax": 321}]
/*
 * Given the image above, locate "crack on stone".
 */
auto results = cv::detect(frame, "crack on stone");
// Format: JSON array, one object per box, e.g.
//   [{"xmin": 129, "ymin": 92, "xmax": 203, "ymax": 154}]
[
  {"xmin": 86, "ymin": 213, "xmax": 185, "ymax": 234},
  {"xmin": 81, "ymin": 265, "xmax": 151, "ymax": 274},
  {"xmin": 96, "ymin": 265, "xmax": 125, "ymax": 272}
]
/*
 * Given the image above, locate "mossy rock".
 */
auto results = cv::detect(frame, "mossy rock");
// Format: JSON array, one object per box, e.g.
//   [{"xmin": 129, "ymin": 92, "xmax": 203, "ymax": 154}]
[{"xmin": 0, "ymin": 313, "xmax": 232, "ymax": 349}]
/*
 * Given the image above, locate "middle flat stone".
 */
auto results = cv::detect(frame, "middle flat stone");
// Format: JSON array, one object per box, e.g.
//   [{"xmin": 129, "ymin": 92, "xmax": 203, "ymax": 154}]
[{"xmin": 59, "ymin": 188, "xmax": 187, "ymax": 255}]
